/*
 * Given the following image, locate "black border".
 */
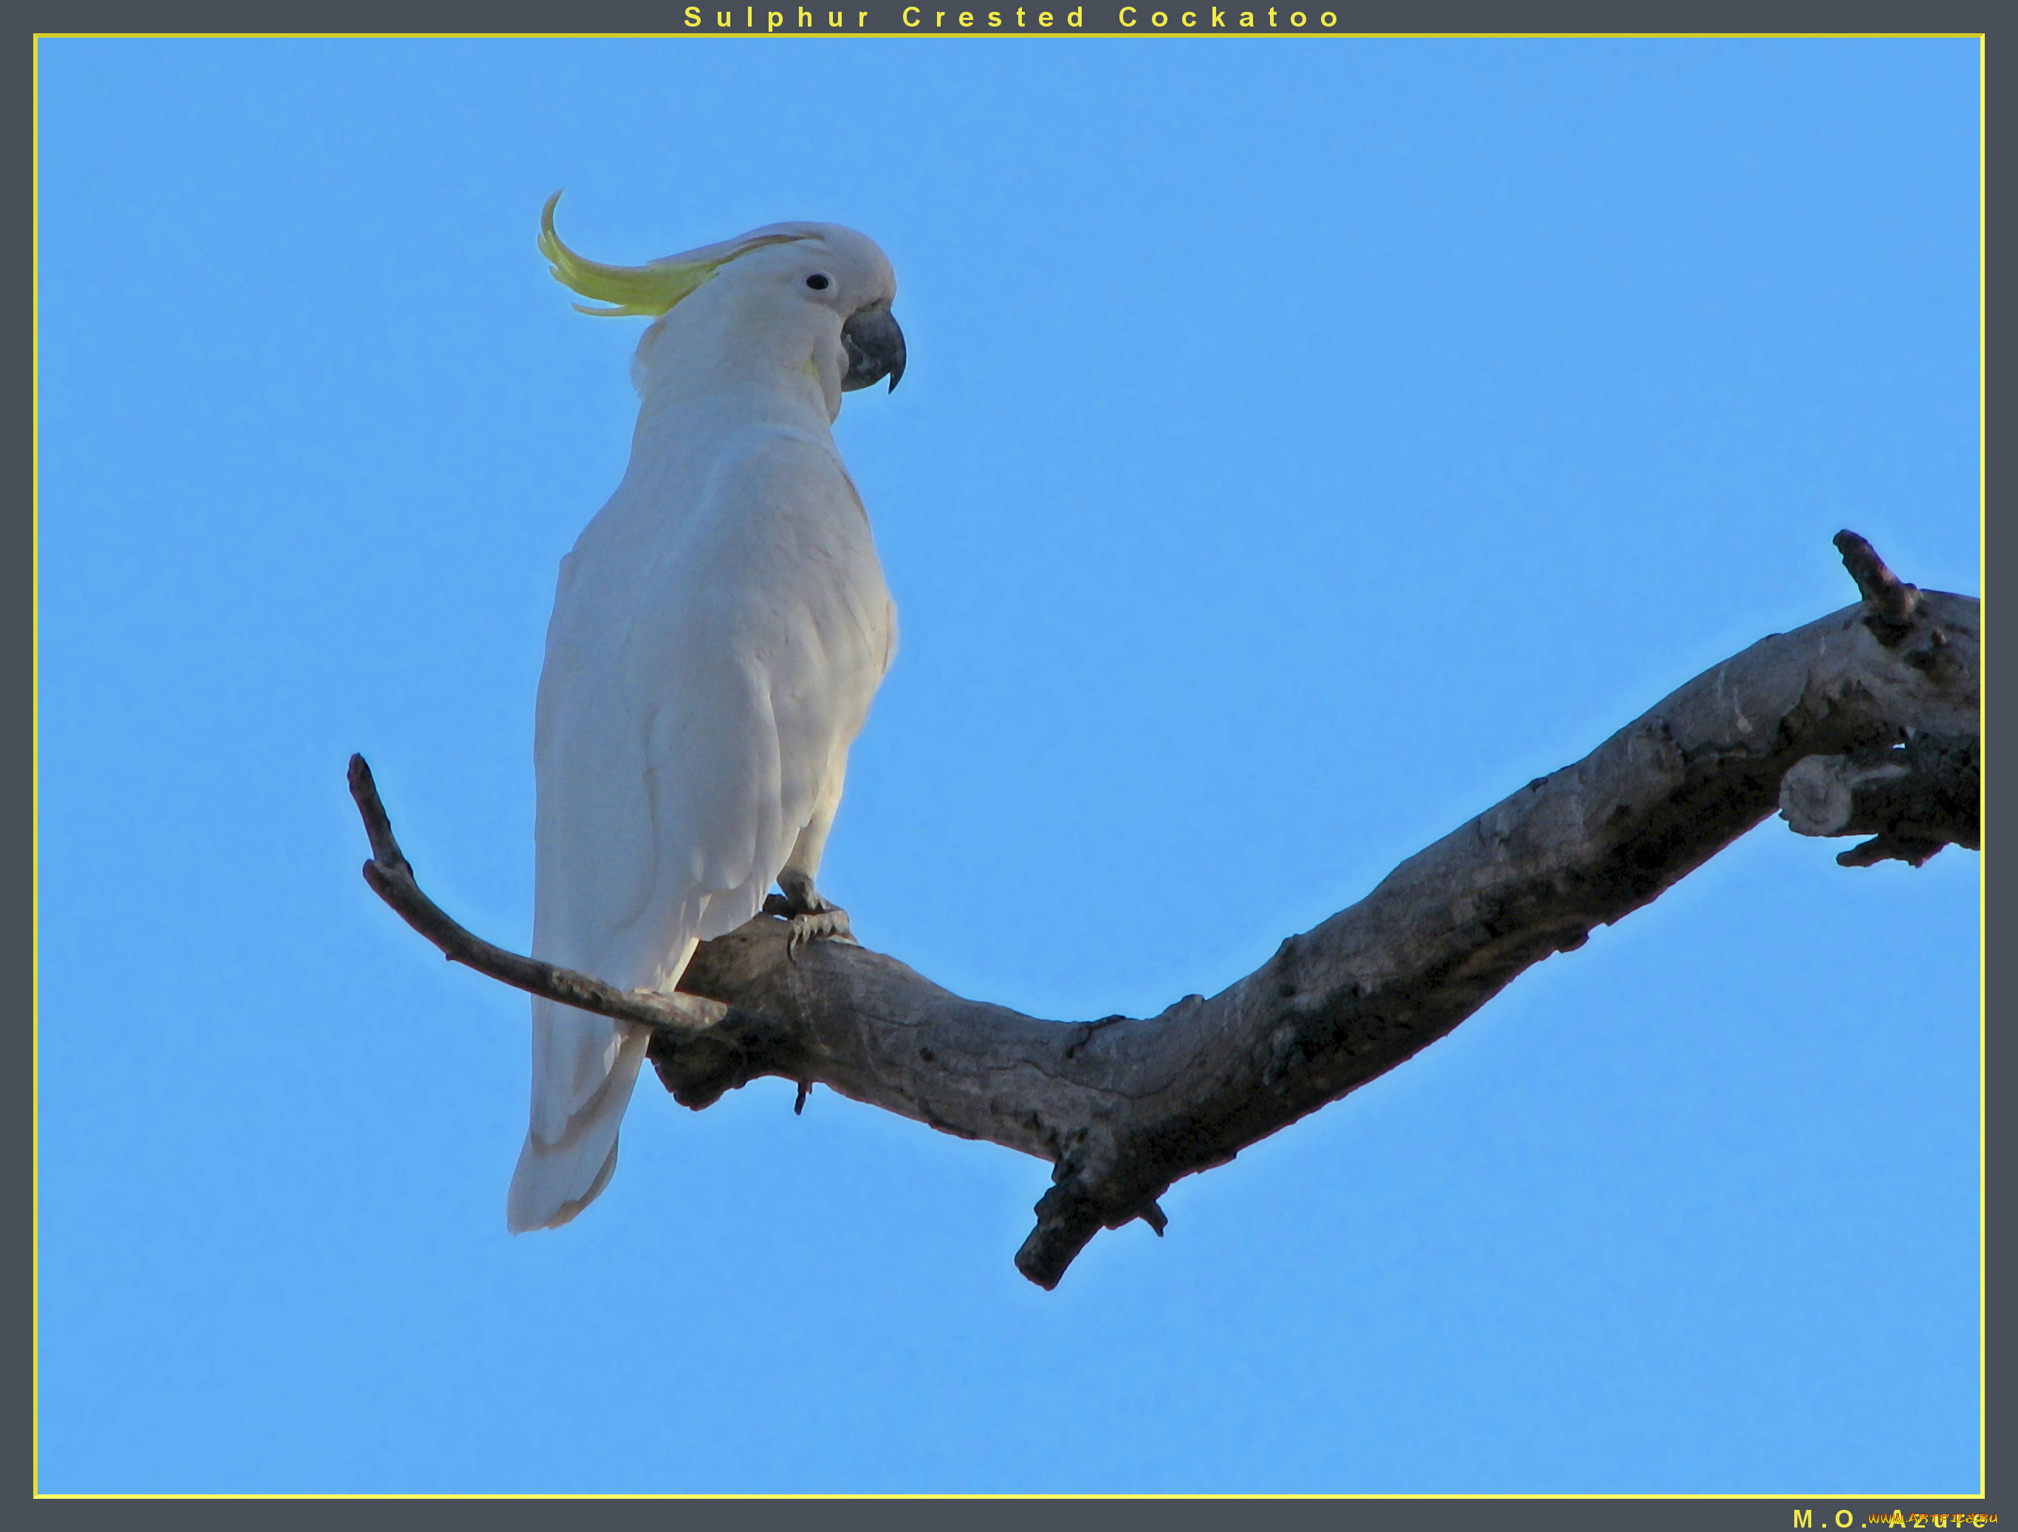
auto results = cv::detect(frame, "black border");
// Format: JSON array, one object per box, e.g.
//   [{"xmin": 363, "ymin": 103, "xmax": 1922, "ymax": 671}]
[{"xmin": 19, "ymin": 3, "xmax": 2002, "ymax": 1523}]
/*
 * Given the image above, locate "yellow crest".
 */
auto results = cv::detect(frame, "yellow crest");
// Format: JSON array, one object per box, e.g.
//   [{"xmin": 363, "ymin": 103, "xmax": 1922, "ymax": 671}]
[{"xmin": 537, "ymin": 192, "xmax": 808, "ymax": 318}]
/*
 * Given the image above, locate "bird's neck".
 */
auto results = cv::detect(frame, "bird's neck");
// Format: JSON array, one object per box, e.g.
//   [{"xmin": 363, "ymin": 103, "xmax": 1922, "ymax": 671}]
[
  {"xmin": 629, "ymin": 298, "xmax": 844, "ymax": 433},
  {"xmin": 633, "ymin": 369, "xmax": 833, "ymax": 444}
]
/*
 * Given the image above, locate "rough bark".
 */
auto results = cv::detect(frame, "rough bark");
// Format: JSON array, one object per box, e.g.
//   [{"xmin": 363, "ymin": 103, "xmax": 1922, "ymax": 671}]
[
  {"xmin": 351, "ymin": 534, "xmax": 1979, "ymax": 1289},
  {"xmin": 1779, "ymin": 734, "xmax": 1980, "ymax": 867},
  {"xmin": 1770, "ymin": 533, "xmax": 1981, "ymax": 869}
]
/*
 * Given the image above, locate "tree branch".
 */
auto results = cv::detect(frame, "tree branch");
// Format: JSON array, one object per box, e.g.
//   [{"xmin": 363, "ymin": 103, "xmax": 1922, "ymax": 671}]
[
  {"xmin": 1833, "ymin": 528, "xmax": 1924, "ymax": 642},
  {"xmin": 351, "ymin": 534, "xmax": 1978, "ymax": 1289},
  {"xmin": 1779, "ymin": 733, "xmax": 1980, "ymax": 867},
  {"xmin": 347, "ymin": 753, "xmax": 727, "ymax": 1037}
]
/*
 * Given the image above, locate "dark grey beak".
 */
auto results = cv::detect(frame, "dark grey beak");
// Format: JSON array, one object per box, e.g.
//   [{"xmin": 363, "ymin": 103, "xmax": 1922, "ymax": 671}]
[{"xmin": 840, "ymin": 306, "xmax": 906, "ymax": 393}]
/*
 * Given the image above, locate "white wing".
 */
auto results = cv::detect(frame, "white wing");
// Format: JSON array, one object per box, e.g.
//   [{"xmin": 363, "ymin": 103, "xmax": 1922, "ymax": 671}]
[{"xmin": 506, "ymin": 423, "xmax": 894, "ymax": 1232}]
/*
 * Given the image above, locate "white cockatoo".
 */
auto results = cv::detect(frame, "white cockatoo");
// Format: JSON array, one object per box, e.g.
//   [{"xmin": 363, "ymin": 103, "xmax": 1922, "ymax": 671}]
[{"xmin": 506, "ymin": 194, "xmax": 905, "ymax": 1234}]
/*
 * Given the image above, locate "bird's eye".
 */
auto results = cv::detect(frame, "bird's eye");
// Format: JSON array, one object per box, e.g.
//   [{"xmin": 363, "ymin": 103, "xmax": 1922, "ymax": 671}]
[{"xmin": 805, "ymin": 273, "xmax": 831, "ymax": 291}]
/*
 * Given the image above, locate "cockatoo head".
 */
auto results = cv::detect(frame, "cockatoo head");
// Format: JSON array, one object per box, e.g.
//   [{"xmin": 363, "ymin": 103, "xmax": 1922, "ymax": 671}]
[{"xmin": 538, "ymin": 193, "xmax": 905, "ymax": 416}]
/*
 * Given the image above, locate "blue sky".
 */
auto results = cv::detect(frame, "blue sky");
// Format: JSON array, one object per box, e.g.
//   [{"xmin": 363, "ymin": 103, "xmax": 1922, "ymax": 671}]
[{"xmin": 35, "ymin": 37, "xmax": 1979, "ymax": 1494}]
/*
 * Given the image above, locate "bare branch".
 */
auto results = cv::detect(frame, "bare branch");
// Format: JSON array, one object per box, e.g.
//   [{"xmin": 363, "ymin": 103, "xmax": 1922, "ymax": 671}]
[
  {"xmin": 1779, "ymin": 733, "xmax": 1980, "ymax": 867},
  {"xmin": 1772, "ymin": 536, "xmax": 1980, "ymax": 868},
  {"xmin": 352, "ymin": 535, "xmax": 1977, "ymax": 1289},
  {"xmin": 1834, "ymin": 528, "xmax": 1923, "ymax": 643},
  {"xmin": 346, "ymin": 754, "xmax": 726, "ymax": 1037}
]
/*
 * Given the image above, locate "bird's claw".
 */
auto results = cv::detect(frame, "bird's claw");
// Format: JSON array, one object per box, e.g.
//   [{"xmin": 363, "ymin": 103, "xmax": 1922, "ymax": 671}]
[
  {"xmin": 785, "ymin": 905, "xmax": 853, "ymax": 957},
  {"xmin": 763, "ymin": 882, "xmax": 856, "ymax": 960}
]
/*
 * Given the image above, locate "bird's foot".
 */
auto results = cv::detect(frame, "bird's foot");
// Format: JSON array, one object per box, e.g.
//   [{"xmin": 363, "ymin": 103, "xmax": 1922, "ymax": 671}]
[
  {"xmin": 763, "ymin": 871, "xmax": 856, "ymax": 959},
  {"xmin": 786, "ymin": 905, "xmax": 852, "ymax": 954}
]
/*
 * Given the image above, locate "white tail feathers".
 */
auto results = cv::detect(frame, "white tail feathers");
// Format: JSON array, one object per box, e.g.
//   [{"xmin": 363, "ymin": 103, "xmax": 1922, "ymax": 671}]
[{"xmin": 506, "ymin": 1014, "xmax": 651, "ymax": 1233}]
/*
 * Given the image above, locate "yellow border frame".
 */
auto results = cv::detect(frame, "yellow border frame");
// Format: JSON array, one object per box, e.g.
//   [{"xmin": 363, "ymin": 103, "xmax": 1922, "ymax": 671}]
[{"xmin": 26, "ymin": 28, "xmax": 1990, "ymax": 1504}]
